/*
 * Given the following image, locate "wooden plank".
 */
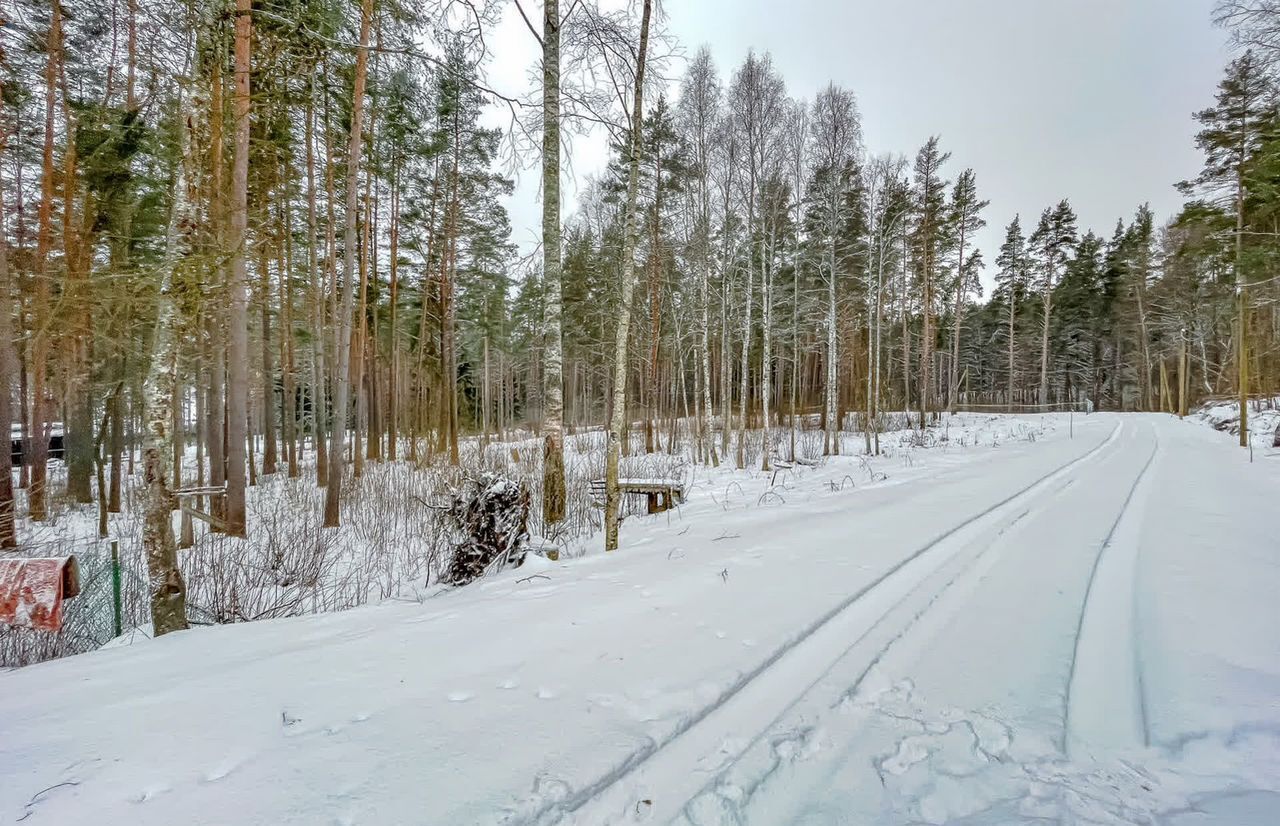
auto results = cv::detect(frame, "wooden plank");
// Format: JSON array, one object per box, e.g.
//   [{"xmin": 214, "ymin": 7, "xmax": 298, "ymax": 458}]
[
  {"xmin": 181, "ymin": 504, "xmax": 226, "ymax": 531},
  {"xmin": 174, "ymin": 485, "xmax": 227, "ymax": 498}
]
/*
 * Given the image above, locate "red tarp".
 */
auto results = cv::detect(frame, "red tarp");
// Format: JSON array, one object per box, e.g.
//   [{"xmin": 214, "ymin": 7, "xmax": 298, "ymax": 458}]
[{"xmin": 0, "ymin": 557, "xmax": 80, "ymax": 632}]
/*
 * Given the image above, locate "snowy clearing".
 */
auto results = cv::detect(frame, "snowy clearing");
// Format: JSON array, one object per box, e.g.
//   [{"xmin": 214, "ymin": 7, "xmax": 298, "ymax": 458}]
[{"xmin": 1, "ymin": 413, "xmax": 1277, "ymax": 825}]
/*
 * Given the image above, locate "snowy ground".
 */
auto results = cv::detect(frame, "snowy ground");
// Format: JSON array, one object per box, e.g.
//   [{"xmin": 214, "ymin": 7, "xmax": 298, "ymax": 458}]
[
  {"xmin": 1194, "ymin": 397, "xmax": 1280, "ymax": 453},
  {"xmin": 1, "ymin": 413, "xmax": 1277, "ymax": 824}
]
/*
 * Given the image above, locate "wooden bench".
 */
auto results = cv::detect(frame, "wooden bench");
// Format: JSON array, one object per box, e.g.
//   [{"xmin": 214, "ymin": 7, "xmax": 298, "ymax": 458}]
[
  {"xmin": 174, "ymin": 485, "xmax": 227, "ymax": 547},
  {"xmin": 589, "ymin": 478, "xmax": 685, "ymax": 514}
]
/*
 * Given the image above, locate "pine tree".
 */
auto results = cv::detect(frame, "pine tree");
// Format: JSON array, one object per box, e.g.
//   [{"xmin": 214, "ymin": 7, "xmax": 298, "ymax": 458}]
[
  {"xmin": 1180, "ymin": 51, "xmax": 1276, "ymax": 443},
  {"xmin": 911, "ymin": 136, "xmax": 950, "ymax": 425},
  {"xmin": 994, "ymin": 216, "xmax": 1028, "ymax": 408},
  {"xmin": 945, "ymin": 168, "xmax": 988, "ymax": 410},
  {"xmin": 1029, "ymin": 200, "xmax": 1077, "ymax": 406}
]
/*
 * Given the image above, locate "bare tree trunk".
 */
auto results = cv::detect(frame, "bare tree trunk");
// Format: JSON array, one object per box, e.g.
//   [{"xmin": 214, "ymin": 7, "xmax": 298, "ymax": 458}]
[
  {"xmin": 224, "ymin": 0, "xmax": 252, "ymax": 537},
  {"xmin": 324, "ymin": 0, "xmax": 373, "ymax": 525},
  {"xmin": 604, "ymin": 0, "xmax": 653, "ymax": 552}
]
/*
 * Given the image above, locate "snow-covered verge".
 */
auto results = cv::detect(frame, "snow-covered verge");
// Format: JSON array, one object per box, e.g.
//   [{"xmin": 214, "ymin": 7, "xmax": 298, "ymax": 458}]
[
  {"xmin": 1, "ymin": 413, "xmax": 1045, "ymax": 665},
  {"xmin": 1194, "ymin": 396, "xmax": 1280, "ymax": 452},
  {"xmin": 5, "ymin": 413, "xmax": 1274, "ymax": 825}
]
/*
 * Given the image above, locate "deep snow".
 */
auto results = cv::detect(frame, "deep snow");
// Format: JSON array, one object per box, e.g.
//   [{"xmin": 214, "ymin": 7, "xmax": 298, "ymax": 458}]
[{"xmin": 1, "ymin": 413, "xmax": 1276, "ymax": 825}]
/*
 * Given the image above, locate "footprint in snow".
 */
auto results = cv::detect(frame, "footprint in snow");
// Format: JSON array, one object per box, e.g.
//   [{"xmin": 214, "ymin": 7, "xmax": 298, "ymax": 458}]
[
  {"xmin": 741, "ymin": 638, "xmax": 757, "ymax": 648},
  {"xmin": 715, "ymin": 631, "xmax": 727, "ymax": 639},
  {"xmin": 132, "ymin": 783, "xmax": 172, "ymax": 803},
  {"xmin": 201, "ymin": 762, "xmax": 238, "ymax": 783},
  {"xmin": 447, "ymin": 691, "xmax": 475, "ymax": 703},
  {"xmin": 536, "ymin": 687, "xmax": 559, "ymax": 700},
  {"xmin": 496, "ymin": 679, "xmax": 519, "ymax": 690}
]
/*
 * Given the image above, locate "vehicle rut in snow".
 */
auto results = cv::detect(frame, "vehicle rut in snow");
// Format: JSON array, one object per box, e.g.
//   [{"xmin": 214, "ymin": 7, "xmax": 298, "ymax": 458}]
[
  {"xmin": 534, "ymin": 422, "xmax": 1125, "ymax": 826},
  {"xmin": 1063, "ymin": 421, "xmax": 1161, "ymax": 757}
]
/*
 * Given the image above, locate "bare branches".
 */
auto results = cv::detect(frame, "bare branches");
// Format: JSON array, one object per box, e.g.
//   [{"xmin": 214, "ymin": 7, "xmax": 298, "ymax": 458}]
[{"xmin": 512, "ymin": 0, "xmax": 544, "ymax": 48}]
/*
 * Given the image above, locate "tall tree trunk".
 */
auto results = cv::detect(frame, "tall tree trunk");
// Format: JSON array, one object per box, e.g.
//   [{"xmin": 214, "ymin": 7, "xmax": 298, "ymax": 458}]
[
  {"xmin": 737, "ymin": 221, "xmax": 753, "ymax": 467},
  {"xmin": 824, "ymin": 240, "xmax": 838, "ymax": 455},
  {"xmin": 1007, "ymin": 285, "xmax": 1016, "ymax": 411},
  {"xmin": 1236, "ymin": 149, "xmax": 1248, "ymax": 446},
  {"xmin": 760, "ymin": 232, "xmax": 773, "ymax": 470},
  {"xmin": 281, "ymin": 195, "xmax": 298, "ymax": 477},
  {"xmin": 948, "ymin": 222, "xmax": 967, "ymax": 413},
  {"xmin": 307, "ymin": 74, "xmax": 328, "ymax": 485},
  {"xmin": 29, "ymin": 0, "xmax": 62, "ymax": 522},
  {"xmin": 204, "ymin": 41, "xmax": 226, "ymax": 524},
  {"xmin": 142, "ymin": 62, "xmax": 197, "ymax": 638},
  {"xmin": 541, "ymin": 0, "xmax": 567, "ymax": 525},
  {"xmin": 604, "ymin": 0, "xmax": 653, "ymax": 552},
  {"xmin": 387, "ymin": 159, "xmax": 400, "ymax": 461},
  {"xmin": 62, "ymin": 86, "xmax": 94, "ymax": 505},
  {"xmin": 260, "ymin": 241, "xmax": 278, "ymax": 474},
  {"xmin": 224, "ymin": 0, "xmax": 252, "ymax": 537},
  {"xmin": 1039, "ymin": 289, "xmax": 1052, "ymax": 407},
  {"xmin": 0, "ymin": 141, "xmax": 16, "ymax": 547},
  {"xmin": 900, "ymin": 234, "xmax": 911, "ymax": 415},
  {"xmin": 324, "ymin": 0, "xmax": 373, "ymax": 525},
  {"xmin": 699, "ymin": 200, "xmax": 717, "ymax": 467}
]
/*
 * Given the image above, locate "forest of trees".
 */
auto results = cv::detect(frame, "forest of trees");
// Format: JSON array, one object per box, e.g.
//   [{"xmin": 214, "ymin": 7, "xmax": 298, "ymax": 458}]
[{"xmin": 3, "ymin": 1, "xmax": 1280, "ymax": 632}]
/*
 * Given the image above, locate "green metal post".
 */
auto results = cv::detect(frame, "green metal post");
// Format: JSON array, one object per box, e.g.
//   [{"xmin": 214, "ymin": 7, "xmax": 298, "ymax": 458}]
[{"xmin": 111, "ymin": 540, "xmax": 123, "ymax": 638}]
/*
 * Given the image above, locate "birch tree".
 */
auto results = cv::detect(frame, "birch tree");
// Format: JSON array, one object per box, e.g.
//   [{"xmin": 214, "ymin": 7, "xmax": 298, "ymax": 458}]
[
  {"xmin": 806, "ymin": 84, "xmax": 861, "ymax": 455},
  {"xmin": 727, "ymin": 52, "xmax": 786, "ymax": 468},
  {"xmin": 141, "ymin": 27, "xmax": 198, "ymax": 638},
  {"xmin": 603, "ymin": 0, "xmax": 653, "ymax": 553},
  {"xmin": 677, "ymin": 47, "xmax": 721, "ymax": 467}
]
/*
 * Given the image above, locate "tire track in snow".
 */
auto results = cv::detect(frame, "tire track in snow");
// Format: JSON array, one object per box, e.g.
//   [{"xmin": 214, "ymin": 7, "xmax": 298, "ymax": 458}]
[
  {"xmin": 530, "ymin": 421, "xmax": 1125, "ymax": 826},
  {"xmin": 1063, "ymin": 421, "xmax": 1160, "ymax": 758}
]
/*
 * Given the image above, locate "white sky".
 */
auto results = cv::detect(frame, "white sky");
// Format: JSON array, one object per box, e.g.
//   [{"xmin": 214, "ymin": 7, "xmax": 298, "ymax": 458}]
[{"xmin": 482, "ymin": 0, "xmax": 1232, "ymax": 288}]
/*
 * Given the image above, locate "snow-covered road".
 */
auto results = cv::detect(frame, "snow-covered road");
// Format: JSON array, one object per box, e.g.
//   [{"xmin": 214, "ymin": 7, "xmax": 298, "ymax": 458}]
[{"xmin": 1, "ymin": 414, "xmax": 1277, "ymax": 825}]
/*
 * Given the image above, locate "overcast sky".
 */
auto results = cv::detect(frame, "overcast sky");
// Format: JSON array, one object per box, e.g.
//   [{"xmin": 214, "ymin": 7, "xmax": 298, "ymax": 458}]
[{"xmin": 485, "ymin": 0, "xmax": 1232, "ymax": 289}]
